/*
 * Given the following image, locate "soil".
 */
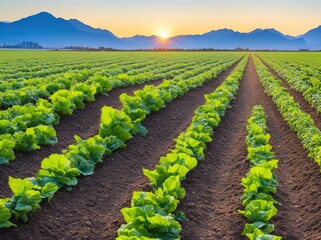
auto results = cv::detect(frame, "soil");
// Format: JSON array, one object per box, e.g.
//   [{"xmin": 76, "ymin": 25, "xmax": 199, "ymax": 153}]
[
  {"xmin": 0, "ymin": 61, "xmax": 240, "ymax": 240},
  {"xmin": 177, "ymin": 56, "xmax": 321, "ymax": 240}
]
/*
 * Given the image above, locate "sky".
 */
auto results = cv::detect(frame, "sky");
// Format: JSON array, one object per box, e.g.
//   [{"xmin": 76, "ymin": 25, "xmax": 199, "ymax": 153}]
[{"xmin": 1, "ymin": 0, "xmax": 321, "ymax": 37}]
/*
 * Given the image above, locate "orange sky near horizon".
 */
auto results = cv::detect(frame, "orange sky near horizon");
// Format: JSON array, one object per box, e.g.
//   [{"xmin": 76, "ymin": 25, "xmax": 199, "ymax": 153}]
[{"xmin": 2, "ymin": 0, "xmax": 321, "ymax": 37}]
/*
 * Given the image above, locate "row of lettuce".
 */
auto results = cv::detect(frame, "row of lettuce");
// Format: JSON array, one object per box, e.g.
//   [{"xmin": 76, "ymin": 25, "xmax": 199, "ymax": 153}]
[
  {"xmin": 116, "ymin": 55, "xmax": 248, "ymax": 239},
  {"xmin": 1, "ymin": 53, "xmax": 185, "ymax": 81},
  {"xmin": 0, "ymin": 54, "xmax": 244, "ymax": 228},
  {"xmin": 0, "ymin": 56, "xmax": 143, "ymax": 82},
  {"xmin": 0, "ymin": 53, "xmax": 238, "ymax": 101},
  {"xmin": 0, "ymin": 56, "xmax": 236, "ymax": 164},
  {"xmin": 0, "ymin": 52, "xmax": 231, "ymax": 80},
  {"xmin": 0, "ymin": 57, "xmax": 146, "ymax": 100},
  {"xmin": 257, "ymin": 53, "xmax": 321, "ymax": 113},
  {"xmin": 0, "ymin": 57, "xmax": 185, "ymax": 108},
  {"xmin": 238, "ymin": 105, "xmax": 282, "ymax": 240},
  {"xmin": 253, "ymin": 56, "xmax": 321, "ymax": 169},
  {"xmin": 0, "ymin": 54, "xmax": 124, "ymax": 80}
]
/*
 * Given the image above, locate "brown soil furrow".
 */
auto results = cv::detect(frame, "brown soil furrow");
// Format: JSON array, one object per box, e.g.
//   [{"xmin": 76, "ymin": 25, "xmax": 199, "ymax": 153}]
[
  {"xmin": 0, "ymin": 80, "xmax": 164, "ymax": 198},
  {"xmin": 178, "ymin": 56, "xmax": 255, "ymax": 239},
  {"xmin": 258, "ymin": 90, "xmax": 321, "ymax": 237},
  {"xmin": 178, "ymin": 56, "xmax": 321, "ymax": 240},
  {"xmin": 257, "ymin": 55, "xmax": 321, "ymax": 130},
  {"xmin": 0, "ymin": 62, "xmax": 240, "ymax": 240}
]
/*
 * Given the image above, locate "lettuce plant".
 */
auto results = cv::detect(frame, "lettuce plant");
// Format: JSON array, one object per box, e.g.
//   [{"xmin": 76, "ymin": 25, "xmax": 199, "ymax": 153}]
[
  {"xmin": 245, "ymin": 227, "xmax": 282, "ymax": 240},
  {"xmin": 5, "ymin": 177, "xmax": 43, "ymax": 222},
  {"xmin": 71, "ymin": 82, "xmax": 97, "ymax": 102},
  {"xmin": 13, "ymin": 131, "xmax": 40, "ymax": 152},
  {"xmin": 36, "ymin": 154, "xmax": 80, "ymax": 190},
  {"xmin": 51, "ymin": 89, "xmax": 85, "ymax": 115},
  {"xmin": 118, "ymin": 205, "xmax": 181, "ymax": 239},
  {"xmin": 134, "ymin": 85, "xmax": 165, "ymax": 112},
  {"xmin": 87, "ymin": 74, "xmax": 112, "ymax": 94},
  {"xmin": 26, "ymin": 125, "xmax": 57, "ymax": 145},
  {"xmin": 99, "ymin": 106, "xmax": 134, "ymax": 142},
  {"xmin": 0, "ymin": 135, "xmax": 16, "ymax": 164},
  {"xmin": 120, "ymin": 93, "xmax": 149, "ymax": 122},
  {"xmin": 238, "ymin": 200, "xmax": 277, "ymax": 223},
  {"xmin": 64, "ymin": 135, "xmax": 106, "ymax": 176},
  {"xmin": 143, "ymin": 153, "xmax": 197, "ymax": 189}
]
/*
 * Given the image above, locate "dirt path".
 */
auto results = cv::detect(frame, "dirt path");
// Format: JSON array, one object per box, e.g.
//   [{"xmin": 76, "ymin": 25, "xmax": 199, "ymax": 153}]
[
  {"xmin": 178, "ymin": 56, "xmax": 321, "ymax": 240},
  {"xmin": 0, "ymin": 80, "xmax": 165, "ymax": 198},
  {"xmin": 256, "ymin": 55, "xmax": 321, "ymax": 130},
  {"xmin": 0, "ymin": 62, "xmax": 240, "ymax": 240}
]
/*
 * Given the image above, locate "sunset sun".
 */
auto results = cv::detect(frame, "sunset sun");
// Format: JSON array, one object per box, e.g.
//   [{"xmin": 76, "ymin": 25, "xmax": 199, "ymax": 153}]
[{"xmin": 157, "ymin": 30, "xmax": 170, "ymax": 39}]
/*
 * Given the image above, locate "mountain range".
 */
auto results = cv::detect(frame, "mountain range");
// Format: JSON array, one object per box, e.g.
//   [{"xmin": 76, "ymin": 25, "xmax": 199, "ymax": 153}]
[{"xmin": 0, "ymin": 12, "xmax": 321, "ymax": 50}]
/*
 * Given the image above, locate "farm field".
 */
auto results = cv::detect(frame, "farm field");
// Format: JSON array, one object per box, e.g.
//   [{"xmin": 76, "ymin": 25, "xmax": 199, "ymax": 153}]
[{"xmin": 0, "ymin": 51, "xmax": 320, "ymax": 240}]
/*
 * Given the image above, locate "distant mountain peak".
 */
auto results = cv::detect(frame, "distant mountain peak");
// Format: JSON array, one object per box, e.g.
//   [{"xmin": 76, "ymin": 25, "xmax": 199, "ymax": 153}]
[
  {"xmin": 15, "ymin": 11, "xmax": 58, "ymax": 25},
  {"xmin": 69, "ymin": 18, "xmax": 81, "ymax": 23},
  {"xmin": 249, "ymin": 28, "xmax": 264, "ymax": 34},
  {"xmin": 211, "ymin": 28, "xmax": 234, "ymax": 32},
  {"xmin": 249, "ymin": 28, "xmax": 286, "ymax": 36},
  {"xmin": 30, "ymin": 11, "xmax": 56, "ymax": 19},
  {"xmin": 37, "ymin": 11, "xmax": 54, "ymax": 16},
  {"xmin": 204, "ymin": 28, "xmax": 235, "ymax": 37},
  {"xmin": 206, "ymin": 28, "xmax": 234, "ymax": 32},
  {"xmin": 266, "ymin": 28, "xmax": 283, "ymax": 35}
]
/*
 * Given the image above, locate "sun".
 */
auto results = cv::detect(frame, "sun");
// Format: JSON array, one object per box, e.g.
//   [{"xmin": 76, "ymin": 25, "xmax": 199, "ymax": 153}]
[{"xmin": 157, "ymin": 30, "xmax": 170, "ymax": 39}]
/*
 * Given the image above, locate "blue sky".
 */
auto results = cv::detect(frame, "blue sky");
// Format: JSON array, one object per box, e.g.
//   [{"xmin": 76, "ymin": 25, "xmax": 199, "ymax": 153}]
[{"xmin": 1, "ymin": 0, "xmax": 321, "ymax": 37}]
